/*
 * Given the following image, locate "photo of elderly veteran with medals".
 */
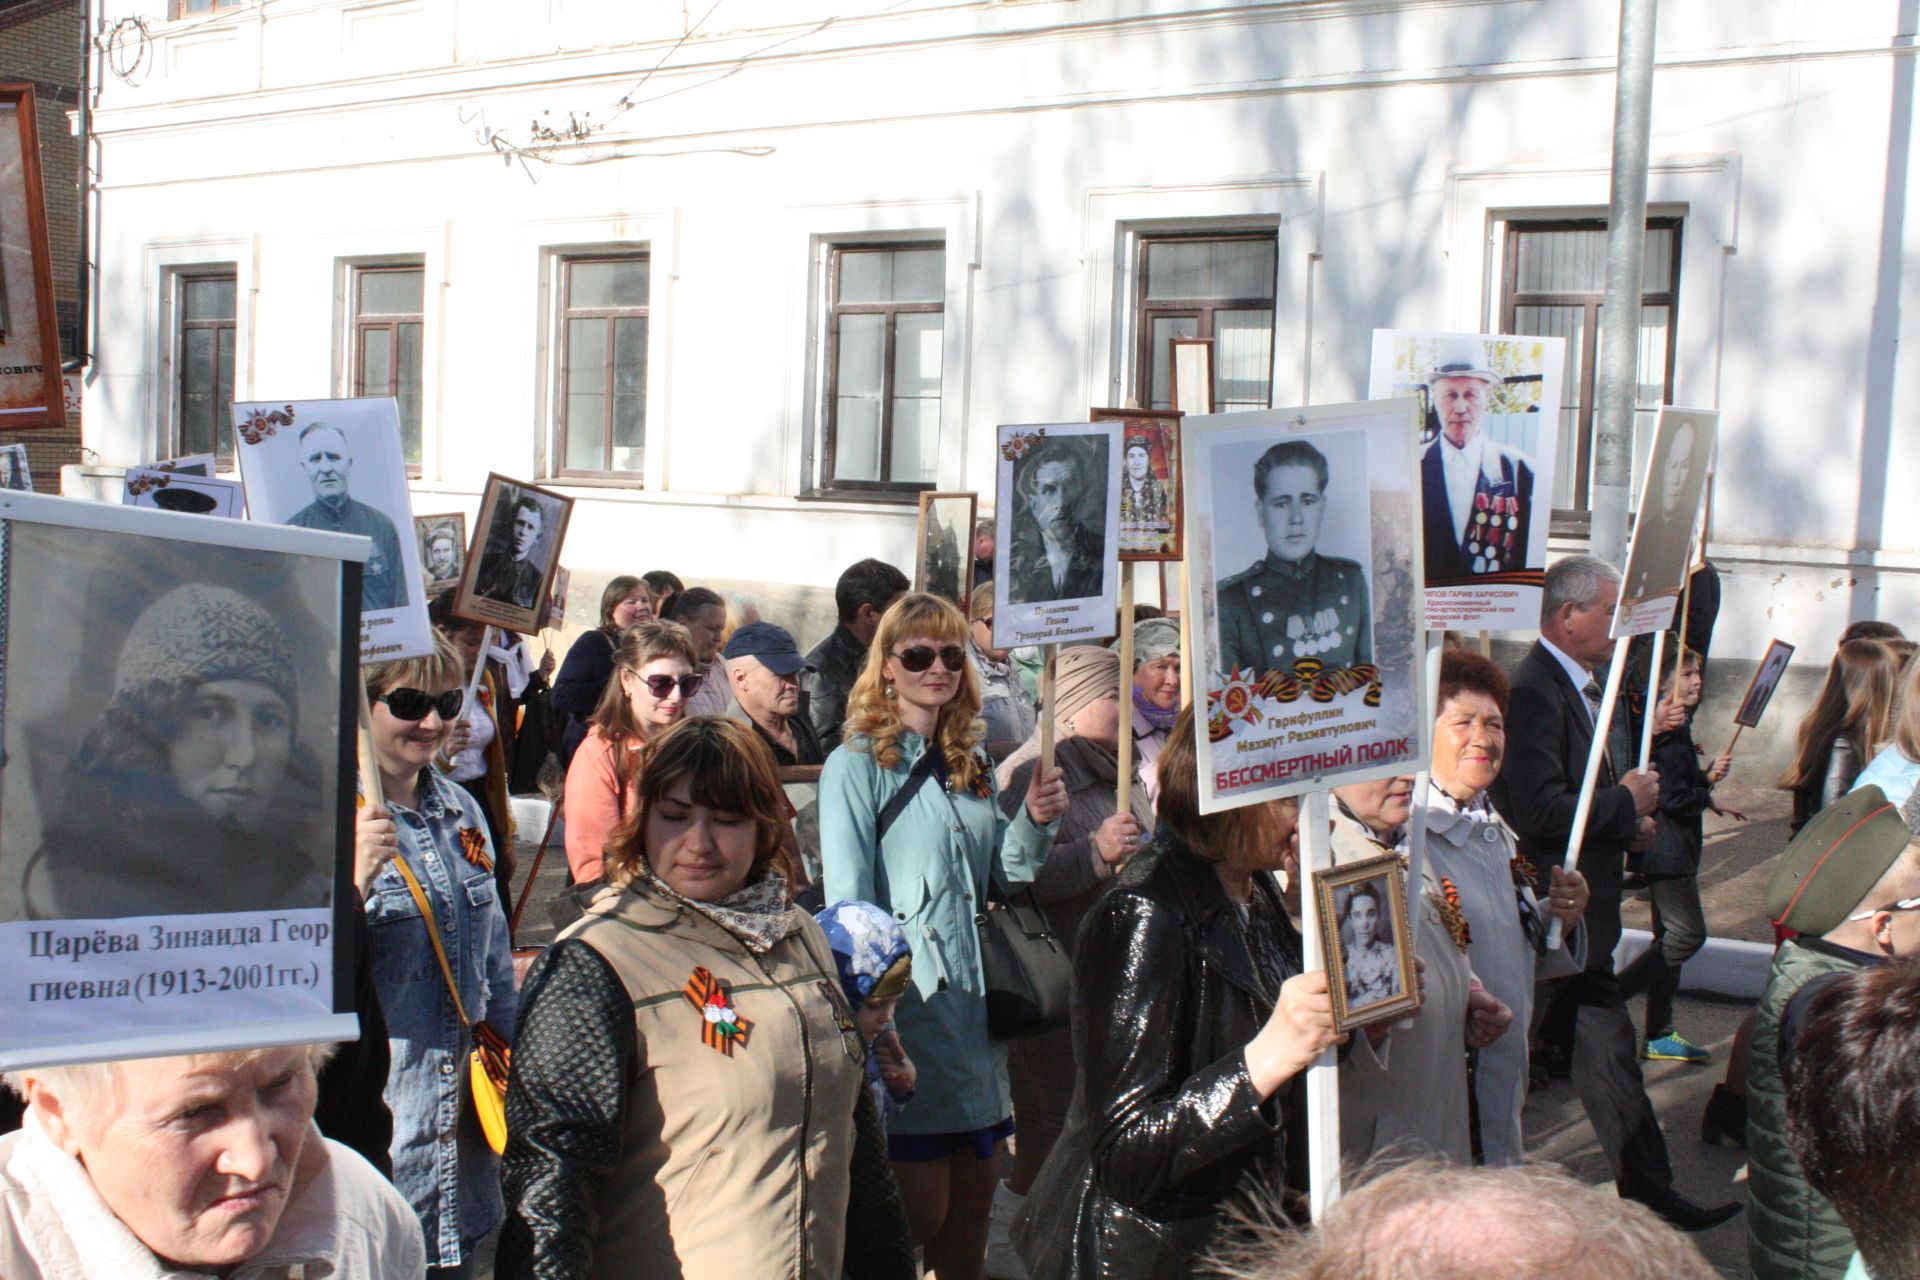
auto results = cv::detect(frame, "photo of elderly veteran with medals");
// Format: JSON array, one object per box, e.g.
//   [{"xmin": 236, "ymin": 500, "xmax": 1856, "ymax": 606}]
[
  {"xmin": 1216, "ymin": 437, "xmax": 1371, "ymax": 679},
  {"xmin": 1420, "ymin": 339, "xmax": 1534, "ymax": 583},
  {"xmin": 1007, "ymin": 438, "xmax": 1105, "ymax": 605}
]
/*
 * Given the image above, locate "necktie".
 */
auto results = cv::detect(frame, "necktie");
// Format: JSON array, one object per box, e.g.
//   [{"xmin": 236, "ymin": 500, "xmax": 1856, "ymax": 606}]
[{"xmin": 1582, "ymin": 677, "xmax": 1604, "ymax": 727}]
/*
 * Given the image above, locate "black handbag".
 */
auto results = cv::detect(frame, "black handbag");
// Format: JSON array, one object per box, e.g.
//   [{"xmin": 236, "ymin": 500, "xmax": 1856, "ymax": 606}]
[
  {"xmin": 976, "ymin": 885, "xmax": 1073, "ymax": 1040},
  {"xmin": 876, "ymin": 750, "xmax": 1072, "ymax": 1041}
]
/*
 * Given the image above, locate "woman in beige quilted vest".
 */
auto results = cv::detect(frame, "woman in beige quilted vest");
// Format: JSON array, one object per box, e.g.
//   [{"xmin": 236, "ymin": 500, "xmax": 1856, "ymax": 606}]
[{"xmin": 497, "ymin": 716, "xmax": 915, "ymax": 1280}]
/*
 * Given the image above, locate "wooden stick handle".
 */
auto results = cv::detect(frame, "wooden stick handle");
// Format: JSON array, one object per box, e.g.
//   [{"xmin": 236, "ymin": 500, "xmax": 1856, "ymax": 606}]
[
  {"xmin": 1404, "ymin": 634, "xmax": 1445, "ymax": 954},
  {"xmin": 1723, "ymin": 724, "xmax": 1745, "ymax": 757},
  {"xmin": 459, "ymin": 625, "xmax": 494, "ymax": 724},
  {"xmin": 1545, "ymin": 635, "xmax": 1632, "ymax": 952},
  {"xmin": 1177, "ymin": 562, "xmax": 1193, "ymax": 711},
  {"xmin": 1116, "ymin": 568, "xmax": 1136, "ymax": 818},
  {"xmin": 355, "ymin": 679, "xmax": 384, "ymax": 810},
  {"xmin": 1039, "ymin": 644, "xmax": 1058, "ymax": 774}
]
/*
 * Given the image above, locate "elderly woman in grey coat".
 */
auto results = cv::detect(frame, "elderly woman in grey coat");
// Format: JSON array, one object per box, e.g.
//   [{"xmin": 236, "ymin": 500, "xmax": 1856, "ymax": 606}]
[{"xmin": 985, "ymin": 645, "xmax": 1153, "ymax": 1274}]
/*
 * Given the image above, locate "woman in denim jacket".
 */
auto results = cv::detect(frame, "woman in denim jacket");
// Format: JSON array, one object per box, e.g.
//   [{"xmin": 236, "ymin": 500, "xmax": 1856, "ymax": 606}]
[{"xmin": 359, "ymin": 636, "xmax": 519, "ymax": 1278}]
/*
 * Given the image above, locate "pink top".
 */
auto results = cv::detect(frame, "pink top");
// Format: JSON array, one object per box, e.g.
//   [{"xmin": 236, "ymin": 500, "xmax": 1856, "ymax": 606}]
[{"xmin": 564, "ymin": 730, "xmax": 641, "ymax": 884}]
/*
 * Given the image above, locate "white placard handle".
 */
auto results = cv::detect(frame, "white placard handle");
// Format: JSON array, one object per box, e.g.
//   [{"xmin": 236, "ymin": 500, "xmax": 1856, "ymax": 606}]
[
  {"xmin": 1544, "ymin": 635, "xmax": 1632, "ymax": 952},
  {"xmin": 1298, "ymin": 790, "xmax": 1341, "ymax": 1218}
]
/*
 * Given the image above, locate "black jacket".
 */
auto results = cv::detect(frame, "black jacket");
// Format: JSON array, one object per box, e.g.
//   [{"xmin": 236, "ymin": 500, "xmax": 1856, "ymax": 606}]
[
  {"xmin": 552, "ymin": 629, "xmax": 616, "ymax": 767},
  {"xmin": 802, "ymin": 624, "xmax": 868, "ymax": 753},
  {"xmin": 1637, "ymin": 713, "xmax": 1713, "ymax": 878},
  {"xmin": 1013, "ymin": 838, "xmax": 1306, "ymax": 1279},
  {"xmin": 1488, "ymin": 642, "xmax": 1642, "ymax": 968}
]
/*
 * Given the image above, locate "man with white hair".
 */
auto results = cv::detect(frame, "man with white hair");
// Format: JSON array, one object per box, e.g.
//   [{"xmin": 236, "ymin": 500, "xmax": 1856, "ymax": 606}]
[
  {"xmin": 1420, "ymin": 339, "xmax": 1535, "ymax": 583},
  {"xmin": 0, "ymin": 1044, "xmax": 424, "ymax": 1277}
]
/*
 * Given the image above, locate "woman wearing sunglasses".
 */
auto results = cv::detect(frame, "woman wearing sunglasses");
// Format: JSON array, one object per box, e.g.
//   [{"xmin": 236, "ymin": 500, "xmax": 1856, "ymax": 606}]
[
  {"xmin": 564, "ymin": 619, "xmax": 700, "ymax": 887},
  {"xmin": 499, "ymin": 716, "xmax": 917, "ymax": 1280},
  {"xmin": 820, "ymin": 592, "xmax": 1068, "ymax": 1280},
  {"xmin": 358, "ymin": 634, "xmax": 518, "ymax": 1279}
]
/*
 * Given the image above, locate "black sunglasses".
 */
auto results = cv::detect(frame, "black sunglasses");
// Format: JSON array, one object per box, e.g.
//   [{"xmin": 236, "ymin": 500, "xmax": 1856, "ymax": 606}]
[
  {"xmin": 894, "ymin": 645, "xmax": 967, "ymax": 674},
  {"xmin": 379, "ymin": 687, "xmax": 464, "ymax": 721},
  {"xmin": 632, "ymin": 672, "xmax": 703, "ymax": 700}
]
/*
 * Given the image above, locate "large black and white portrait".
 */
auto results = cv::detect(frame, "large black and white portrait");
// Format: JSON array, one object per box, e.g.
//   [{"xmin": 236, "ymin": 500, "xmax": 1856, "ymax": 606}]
[
  {"xmin": 0, "ymin": 493, "xmax": 360, "ymax": 1070},
  {"xmin": 1614, "ymin": 407, "xmax": 1718, "ymax": 637},
  {"xmin": 122, "ymin": 467, "xmax": 244, "ymax": 519},
  {"xmin": 453, "ymin": 473, "xmax": 574, "ymax": 635},
  {"xmin": 991, "ymin": 422, "xmax": 1121, "ymax": 649},
  {"xmin": 1369, "ymin": 329, "xmax": 1564, "ymax": 631},
  {"xmin": 415, "ymin": 512, "xmax": 466, "ymax": 594},
  {"xmin": 232, "ymin": 397, "xmax": 434, "ymax": 663},
  {"xmin": 1183, "ymin": 401, "xmax": 1425, "ymax": 812},
  {"xmin": 1735, "ymin": 639, "xmax": 1796, "ymax": 728},
  {"xmin": 1315, "ymin": 854, "xmax": 1420, "ymax": 1032}
]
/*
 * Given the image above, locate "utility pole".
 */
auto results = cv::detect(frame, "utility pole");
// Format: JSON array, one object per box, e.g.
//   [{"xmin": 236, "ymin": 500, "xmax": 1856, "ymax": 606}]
[{"xmin": 1587, "ymin": 0, "xmax": 1659, "ymax": 567}]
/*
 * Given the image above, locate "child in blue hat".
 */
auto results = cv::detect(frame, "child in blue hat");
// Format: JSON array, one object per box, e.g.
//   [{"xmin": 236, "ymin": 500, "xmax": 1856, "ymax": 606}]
[{"xmin": 815, "ymin": 900, "xmax": 918, "ymax": 1129}]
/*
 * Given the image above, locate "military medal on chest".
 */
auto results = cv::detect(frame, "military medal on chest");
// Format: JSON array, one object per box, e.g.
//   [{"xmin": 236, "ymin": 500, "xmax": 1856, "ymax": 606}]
[
  {"xmin": 1468, "ymin": 491, "xmax": 1519, "ymax": 574},
  {"xmin": 1287, "ymin": 604, "xmax": 1349, "ymax": 658}
]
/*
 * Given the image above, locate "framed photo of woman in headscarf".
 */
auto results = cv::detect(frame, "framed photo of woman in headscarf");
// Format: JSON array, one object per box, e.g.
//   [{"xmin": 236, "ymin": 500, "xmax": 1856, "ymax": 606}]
[
  {"xmin": 0, "ymin": 491, "xmax": 361, "ymax": 1070},
  {"xmin": 1313, "ymin": 852, "xmax": 1420, "ymax": 1031},
  {"xmin": 1092, "ymin": 408, "xmax": 1182, "ymax": 561}
]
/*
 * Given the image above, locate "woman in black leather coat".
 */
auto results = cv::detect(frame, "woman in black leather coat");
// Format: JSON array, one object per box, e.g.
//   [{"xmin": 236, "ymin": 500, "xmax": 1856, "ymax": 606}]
[{"xmin": 1012, "ymin": 705, "xmax": 1343, "ymax": 1278}]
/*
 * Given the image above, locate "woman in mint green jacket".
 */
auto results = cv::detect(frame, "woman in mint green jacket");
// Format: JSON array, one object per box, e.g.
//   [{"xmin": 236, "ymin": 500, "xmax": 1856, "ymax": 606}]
[{"xmin": 821, "ymin": 592, "xmax": 1066, "ymax": 1280}]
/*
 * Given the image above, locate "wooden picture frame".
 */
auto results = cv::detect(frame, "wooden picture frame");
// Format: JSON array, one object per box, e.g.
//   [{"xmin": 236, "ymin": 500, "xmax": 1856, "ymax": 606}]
[
  {"xmin": 453, "ymin": 473, "xmax": 576, "ymax": 635},
  {"xmin": 1733, "ymin": 638, "xmax": 1796, "ymax": 729},
  {"xmin": 915, "ymin": 490, "xmax": 977, "ymax": 608},
  {"xmin": 414, "ymin": 512, "xmax": 467, "ymax": 596},
  {"xmin": 1170, "ymin": 336, "xmax": 1215, "ymax": 417},
  {"xmin": 1093, "ymin": 407, "xmax": 1183, "ymax": 561},
  {"xmin": 1314, "ymin": 852, "xmax": 1422, "ymax": 1032},
  {"xmin": 0, "ymin": 87, "xmax": 64, "ymax": 432},
  {"xmin": 537, "ymin": 565, "xmax": 570, "ymax": 633}
]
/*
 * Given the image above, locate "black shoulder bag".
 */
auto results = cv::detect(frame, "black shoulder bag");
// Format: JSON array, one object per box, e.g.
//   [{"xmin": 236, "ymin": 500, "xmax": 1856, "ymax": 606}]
[{"xmin": 878, "ymin": 749, "xmax": 1070, "ymax": 1041}]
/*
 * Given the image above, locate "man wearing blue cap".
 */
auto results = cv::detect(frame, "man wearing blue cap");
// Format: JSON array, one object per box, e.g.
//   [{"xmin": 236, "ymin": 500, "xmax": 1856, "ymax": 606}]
[{"xmin": 725, "ymin": 621, "xmax": 824, "ymax": 767}]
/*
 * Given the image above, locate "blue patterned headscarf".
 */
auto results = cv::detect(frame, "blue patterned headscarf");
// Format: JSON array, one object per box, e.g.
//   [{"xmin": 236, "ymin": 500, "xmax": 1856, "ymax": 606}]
[{"xmin": 815, "ymin": 900, "xmax": 913, "ymax": 1011}]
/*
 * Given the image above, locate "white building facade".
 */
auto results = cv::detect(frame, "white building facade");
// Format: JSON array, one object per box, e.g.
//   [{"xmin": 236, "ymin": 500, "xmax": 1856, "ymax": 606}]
[{"xmin": 80, "ymin": 0, "xmax": 1920, "ymax": 768}]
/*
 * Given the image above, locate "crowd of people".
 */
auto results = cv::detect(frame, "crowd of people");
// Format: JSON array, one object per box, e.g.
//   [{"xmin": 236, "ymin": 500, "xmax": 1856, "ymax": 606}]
[{"xmin": 8, "ymin": 547, "xmax": 1920, "ymax": 1280}]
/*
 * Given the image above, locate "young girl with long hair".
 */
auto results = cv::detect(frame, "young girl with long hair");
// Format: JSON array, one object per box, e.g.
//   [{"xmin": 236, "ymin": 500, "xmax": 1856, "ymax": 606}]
[{"xmin": 1778, "ymin": 637, "xmax": 1901, "ymax": 831}]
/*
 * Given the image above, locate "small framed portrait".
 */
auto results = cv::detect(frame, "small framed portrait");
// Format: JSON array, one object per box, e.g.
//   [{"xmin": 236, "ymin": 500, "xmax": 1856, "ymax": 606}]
[
  {"xmin": 1734, "ymin": 639, "xmax": 1796, "ymax": 728},
  {"xmin": 122, "ymin": 467, "xmax": 244, "ymax": 519},
  {"xmin": 1093, "ymin": 408, "xmax": 1182, "ymax": 561},
  {"xmin": 1170, "ymin": 337, "xmax": 1214, "ymax": 416},
  {"xmin": 1613, "ymin": 406, "xmax": 1719, "ymax": 638},
  {"xmin": 415, "ymin": 512, "xmax": 467, "ymax": 595},
  {"xmin": 992, "ymin": 421, "xmax": 1123, "ymax": 649},
  {"xmin": 153, "ymin": 453, "xmax": 215, "ymax": 478},
  {"xmin": 915, "ymin": 491, "xmax": 977, "ymax": 607},
  {"xmin": 1314, "ymin": 853, "xmax": 1421, "ymax": 1032},
  {"xmin": 537, "ymin": 565, "xmax": 571, "ymax": 633},
  {"xmin": 0, "ymin": 443, "xmax": 27, "ymax": 491},
  {"xmin": 0, "ymin": 87, "xmax": 67, "ymax": 433},
  {"xmin": 453, "ymin": 473, "xmax": 575, "ymax": 635}
]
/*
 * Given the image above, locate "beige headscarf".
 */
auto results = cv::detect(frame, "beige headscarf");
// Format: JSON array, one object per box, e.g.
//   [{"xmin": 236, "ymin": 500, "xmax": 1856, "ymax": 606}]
[{"xmin": 995, "ymin": 645, "xmax": 1121, "ymax": 789}]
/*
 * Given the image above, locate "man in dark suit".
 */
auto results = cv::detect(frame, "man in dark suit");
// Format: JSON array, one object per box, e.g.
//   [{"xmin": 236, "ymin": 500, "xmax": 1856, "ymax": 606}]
[
  {"xmin": 1489, "ymin": 554, "xmax": 1740, "ymax": 1232},
  {"xmin": 1420, "ymin": 339, "xmax": 1534, "ymax": 583}
]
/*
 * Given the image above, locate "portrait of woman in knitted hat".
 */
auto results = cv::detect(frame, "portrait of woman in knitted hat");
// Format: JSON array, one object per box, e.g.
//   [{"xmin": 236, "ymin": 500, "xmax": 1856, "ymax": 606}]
[{"xmin": 6, "ymin": 568, "xmax": 336, "ymax": 921}]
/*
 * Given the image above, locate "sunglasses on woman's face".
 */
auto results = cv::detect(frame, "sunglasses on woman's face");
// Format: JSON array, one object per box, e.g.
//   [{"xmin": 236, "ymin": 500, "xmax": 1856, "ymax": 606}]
[
  {"xmin": 632, "ymin": 671, "xmax": 703, "ymax": 700},
  {"xmin": 379, "ymin": 687, "xmax": 464, "ymax": 722},
  {"xmin": 894, "ymin": 645, "xmax": 967, "ymax": 674}
]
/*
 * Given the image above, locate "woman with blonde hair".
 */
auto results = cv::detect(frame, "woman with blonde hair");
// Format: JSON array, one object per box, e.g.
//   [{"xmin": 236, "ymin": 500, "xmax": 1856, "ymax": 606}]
[
  {"xmin": 820, "ymin": 592, "xmax": 1067, "ymax": 1280},
  {"xmin": 1853, "ymin": 647, "xmax": 1920, "ymax": 809},
  {"xmin": 1777, "ymin": 637, "xmax": 1902, "ymax": 832},
  {"xmin": 502, "ymin": 716, "xmax": 915, "ymax": 1279},
  {"xmin": 562, "ymin": 620, "xmax": 699, "ymax": 886}
]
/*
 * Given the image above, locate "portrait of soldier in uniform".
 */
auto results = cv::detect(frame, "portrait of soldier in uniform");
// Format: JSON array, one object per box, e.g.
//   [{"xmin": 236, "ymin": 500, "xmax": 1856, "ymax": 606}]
[
  {"xmin": 475, "ymin": 493, "xmax": 548, "ymax": 610},
  {"xmin": 284, "ymin": 422, "xmax": 409, "ymax": 611},
  {"xmin": 415, "ymin": 516, "xmax": 464, "ymax": 590},
  {"xmin": 1216, "ymin": 437, "xmax": 1372, "ymax": 677},
  {"xmin": 1007, "ymin": 437, "xmax": 1107, "ymax": 606},
  {"xmin": 1622, "ymin": 412, "xmax": 1715, "ymax": 606},
  {"xmin": 1419, "ymin": 338, "xmax": 1534, "ymax": 584}
]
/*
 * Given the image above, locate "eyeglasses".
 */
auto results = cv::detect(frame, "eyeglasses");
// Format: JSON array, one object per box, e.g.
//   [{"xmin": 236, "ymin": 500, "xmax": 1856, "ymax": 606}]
[
  {"xmin": 378, "ymin": 687, "xmax": 464, "ymax": 721},
  {"xmin": 1848, "ymin": 895, "xmax": 1920, "ymax": 921},
  {"xmin": 630, "ymin": 671, "xmax": 703, "ymax": 700},
  {"xmin": 894, "ymin": 645, "xmax": 967, "ymax": 674}
]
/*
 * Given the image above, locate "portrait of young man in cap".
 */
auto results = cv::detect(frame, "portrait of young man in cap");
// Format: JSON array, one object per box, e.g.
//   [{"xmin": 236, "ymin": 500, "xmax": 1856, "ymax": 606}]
[{"xmin": 1420, "ymin": 337, "xmax": 1535, "ymax": 584}]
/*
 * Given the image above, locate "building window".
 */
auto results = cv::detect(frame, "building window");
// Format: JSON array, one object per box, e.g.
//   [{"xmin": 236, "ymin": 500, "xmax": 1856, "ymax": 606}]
[
  {"xmin": 174, "ymin": 0, "xmax": 244, "ymax": 15},
  {"xmin": 351, "ymin": 265, "xmax": 425, "ymax": 469},
  {"xmin": 1134, "ymin": 232, "xmax": 1276, "ymax": 412},
  {"xmin": 822, "ymin": 243, "xmax": 944, "ymax": 493},
  {"xmin": 173, "ymin": 272, "xmax": 236, "ymax": 466},
  {"xmin": 1501, "ymin": 217, "xmax": 1681, "ymax": 511},
  {"xmin": 557, "ymin": 256, "xmax": 649, "ymax": 477}
]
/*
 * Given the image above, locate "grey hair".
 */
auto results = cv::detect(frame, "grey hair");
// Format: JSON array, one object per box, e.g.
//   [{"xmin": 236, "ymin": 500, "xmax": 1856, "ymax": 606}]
[
  {"xmin": 1540, "ymin": 555, "xmax": 1622, "ymax": 628},
  {"xmin": 1206, "ymin": 1159, "xmax": 1715, "ymax": 1280},
  {"xmin": 4, "ymin": 1043, "xmax": 336, "ymax": 1130}
]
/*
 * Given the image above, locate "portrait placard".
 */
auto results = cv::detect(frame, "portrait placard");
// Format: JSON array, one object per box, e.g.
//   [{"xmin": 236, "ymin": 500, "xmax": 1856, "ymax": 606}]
[
  {"xmin": 991, "ymin": 422, "xmax": 1122, "ymax": 649},
  {"xmin": 1368, "ymin": 330, "xmax": 1565, "ymax": 631},
  {"xmin": 154, "ymin": 453, "xmax": 215, "ymax": 478},
  {"xmin": 1612, "ymin": 407, "xmax": 1719, "ymax": 638},
  {"xmin": 0, "ymin": 87, "xmax": 67, "ymax": 432},
  {"xmin": 415, "ymin": 512, "xmax": 467, "ymax": 596},
  {"xmin": 1734, "ymin": 639, "xmax": 1796, "ymax": 729},
  {"xmin": 122, "ymin": 467, "xmax": 244, "ymax": 519},
  {"xmin": 232, "ymin": 397, "xmax": 434, "ymax": 665},
  {"xmin": 1314, "ymin": 853, "xmax": 1421, "ymax": 1032},
  {"xmin": 1183, "ymin": 400, "xmax": 1427, "ymax": 812},
  {"xmin": 0, "ymin": 491, "xmax": 361, "ymax": 1070},
  {"xmin": 537, "ymin": 565, "xmax": 571, "ymax": 632},
  {"xmin": 1093, "ymin": 408, "xmax": 1183, "ymax": 561},
  {"xmin": 0, "ymin": 443, "xmax": 27, "ymax": 491},
  {"xmin": 453, "ymin": 473, "xmax": 575, "ymax": 635},
  {"xmin": 915, "ymin": 491, "xmax": 977, "ymax": 607}
]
